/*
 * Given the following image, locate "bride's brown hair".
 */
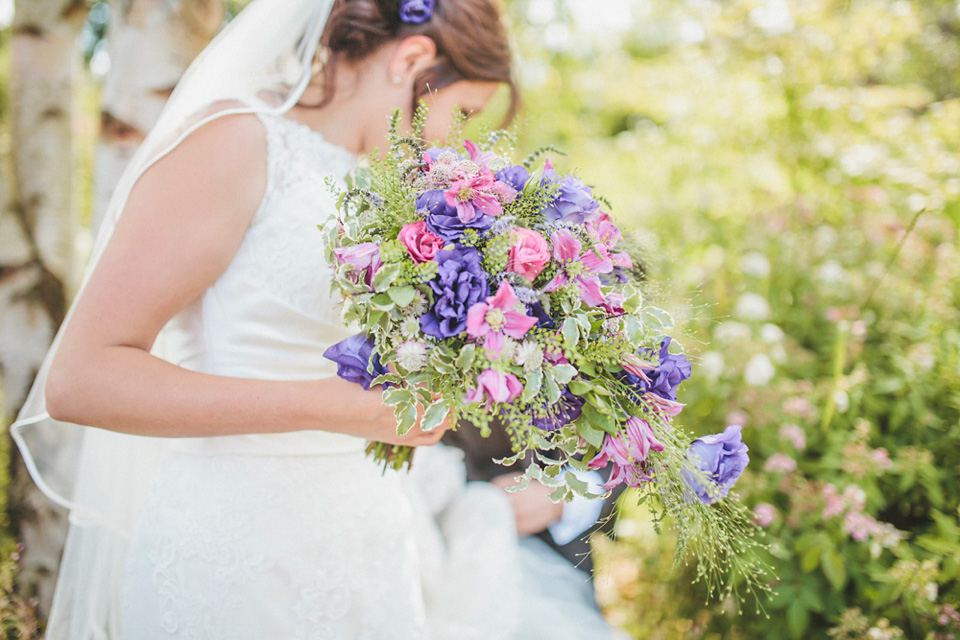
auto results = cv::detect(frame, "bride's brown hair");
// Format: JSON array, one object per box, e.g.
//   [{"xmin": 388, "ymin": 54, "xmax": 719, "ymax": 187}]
[{"xmin": 315, "ymin": 0, "xmax": 519, "ymax": 120}]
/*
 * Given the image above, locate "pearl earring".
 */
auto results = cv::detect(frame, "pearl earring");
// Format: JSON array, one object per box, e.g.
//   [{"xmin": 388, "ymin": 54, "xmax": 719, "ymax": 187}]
[{"xmin": 393, "ymin": 75, "xmax": 403, "ymax": 85}]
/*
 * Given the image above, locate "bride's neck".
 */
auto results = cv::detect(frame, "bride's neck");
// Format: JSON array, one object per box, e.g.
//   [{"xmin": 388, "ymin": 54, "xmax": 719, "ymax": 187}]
[{"xmin": 288, "ymin": 64, "xmax": 391, "ymax": 156}]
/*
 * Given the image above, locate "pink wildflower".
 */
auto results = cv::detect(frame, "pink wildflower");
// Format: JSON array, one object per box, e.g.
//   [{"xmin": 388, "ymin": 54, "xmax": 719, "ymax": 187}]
[
  {"xmin": 444, "ymin": 170, "xmax": 516, "ymax": 223},
  {"xmin": 466, "ymin": 369, "xmax": 523, "ymax": 409},
  {"xmin": 466, "ymin": 281, "xmax": 538, "ymax": 358},
  {"xmin": 543, "ymin": 229, "xmax": 614, "ymax": 308},
  {"xmin": 588, "ymin": 416, "xmax": 664, "ymax": 489}
]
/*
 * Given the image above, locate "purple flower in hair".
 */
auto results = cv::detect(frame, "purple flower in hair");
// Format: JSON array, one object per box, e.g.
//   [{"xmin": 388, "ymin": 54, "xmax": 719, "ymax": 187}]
[{"xmin": 399, "ymin": 0, "xmax": 435, "ymax": 24}]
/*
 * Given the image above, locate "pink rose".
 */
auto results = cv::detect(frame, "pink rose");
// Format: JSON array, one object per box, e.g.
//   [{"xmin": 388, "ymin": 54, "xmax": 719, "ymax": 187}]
[
  {"xmin": 398, "ymin": 221, "xmax": 444, "ymax": 263},
  {"xmin": 507, "ymin": 228, "xmax": 550, "ymax": 281}
]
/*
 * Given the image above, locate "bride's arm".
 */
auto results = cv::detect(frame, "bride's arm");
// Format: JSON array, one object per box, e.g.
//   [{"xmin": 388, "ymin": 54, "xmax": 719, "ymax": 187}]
[{"xmin": 46, "ymin": 114, "xmax": 443, "ymax": 445}]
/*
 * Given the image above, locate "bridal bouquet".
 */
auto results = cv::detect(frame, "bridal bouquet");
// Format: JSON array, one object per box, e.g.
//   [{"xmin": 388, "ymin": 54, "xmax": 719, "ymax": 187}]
[{"xmin": 321, "ymin": 111, "xmax": 770, "ymax": 603}]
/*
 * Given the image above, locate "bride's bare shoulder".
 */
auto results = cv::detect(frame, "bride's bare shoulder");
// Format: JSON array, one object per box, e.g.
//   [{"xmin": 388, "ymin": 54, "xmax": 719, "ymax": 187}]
[{"xmin": 134, "ymin": 105, "xmax": 268, "ymax": 221}]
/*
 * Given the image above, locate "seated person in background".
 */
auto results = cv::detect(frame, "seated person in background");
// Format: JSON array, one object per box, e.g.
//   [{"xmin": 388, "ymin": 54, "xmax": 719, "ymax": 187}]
[{"xmin": 443, "ymin": 422, "xmax": 624, "ymax": 580}]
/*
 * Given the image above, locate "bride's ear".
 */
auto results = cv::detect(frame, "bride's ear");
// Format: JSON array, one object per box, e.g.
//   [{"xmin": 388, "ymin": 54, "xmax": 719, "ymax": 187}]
[{"xmin": 387, "ymin": 35, "xmax": 438, "ymax": 85}]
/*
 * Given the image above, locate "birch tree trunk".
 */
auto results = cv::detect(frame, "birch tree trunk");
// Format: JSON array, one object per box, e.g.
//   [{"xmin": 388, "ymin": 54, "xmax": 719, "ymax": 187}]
[
  {"xmin": 1, "ymin": 0, "xmax": 88, "ymax": 616},
  {"xmin": 93, "ymin": 0, "xmax": 223, "ymax": 232}
]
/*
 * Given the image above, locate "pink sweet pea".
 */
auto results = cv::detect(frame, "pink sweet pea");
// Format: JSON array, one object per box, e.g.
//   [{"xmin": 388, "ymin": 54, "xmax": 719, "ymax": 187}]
[
  {"xmin": 398, "ymin": 221, "xmax": 444, "ymax": 263},
  {"xmin": 333, "ymin": 242, "xmax": 382, "ymax": 290},
  {"xmin": 586, "ymin": 213, "xmax": 622, "ymax": 247},
  {"xmin": 466, "ymin": 281, "xmax": 538, "ymax": 358},
  {"xmin": 507, "ymin": 228, "xmax": 551, "ymax": 281},
  {"xmin": 588, "ymin": 416, "xmax": 665, "ymax": 489},
  {"xmin": 644, "ymin": 392, "xmax": 685, "ymax": 418},
  {"xmin": 466, "ymin": 369, "xmax": 524, "ymax": 409}
]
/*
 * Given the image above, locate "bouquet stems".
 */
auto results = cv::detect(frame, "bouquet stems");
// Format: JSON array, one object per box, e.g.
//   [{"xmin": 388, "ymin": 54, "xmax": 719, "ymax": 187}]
[{"xmin": 366, "ymin": 441, "xmax": 416, "ymax": 472}]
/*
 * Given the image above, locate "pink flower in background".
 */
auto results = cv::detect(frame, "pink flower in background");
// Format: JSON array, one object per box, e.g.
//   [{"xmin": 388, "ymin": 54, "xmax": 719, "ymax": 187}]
[
  {"xmin": 842, "ymin": 484, "xmax": 867, "ymax": 512},
  {"xmin": 783, "ymin": 396, "xmax": 813, "ymax": 417},
  {"xmin": 764, "ymin": 453, "xmax": 797, "ymax": 473},
  {"xmin": 726, "ymin": 410, "xmax": 749, "ymax": 428},
  {"xmin": 871, "ymin": 447, "xmax": 893, "ymax": 470},
  {"xmin": 398, "ymin": 221, "xmax": 444, "ymax": 263},
  {"xmin": 779, "ymin": 423, "xmax": 807, "ymax": 450},
  {"xmin": 822, "ymin": 484, "xmax": 846, "ymax": 518},
  {"xmin": 753, "ymin": 503, "xmax": 777, "ymax": 527},
  {"xmin": 466, "ymin": 369, "xmax": 523, "ymax": 409},
  {"xmin": 466, "ymin": 281, "xmax": 538, "ymax": 358},
  {"xmin": 844, "ymin": 511, "xmax": 877, "ymax": 542},
  {"xmin": 507, "ymin": 228, "xmax": 550, "ymax": 281},
  {"xmin": 589, "ymin": 416, "xmax": 665, "ymax": 489}
]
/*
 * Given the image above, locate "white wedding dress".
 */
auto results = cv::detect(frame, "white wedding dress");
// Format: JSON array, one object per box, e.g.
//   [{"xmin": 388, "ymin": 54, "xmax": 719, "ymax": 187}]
[{"xmin": 118, "ymin": 111, "xmax": 615, "ymax": 639}]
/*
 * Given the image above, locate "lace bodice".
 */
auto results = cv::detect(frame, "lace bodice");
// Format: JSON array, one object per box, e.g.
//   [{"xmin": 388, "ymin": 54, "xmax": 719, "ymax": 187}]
[{"xmin": 163, "ymin": 111, "xmax": 363, "ymax": 457}]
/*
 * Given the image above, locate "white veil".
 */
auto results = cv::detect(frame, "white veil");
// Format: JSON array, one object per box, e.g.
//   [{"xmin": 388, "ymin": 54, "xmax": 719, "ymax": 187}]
[{"xmin": 10, "ymin": 0, "xmax": 334, "ymax": 636}]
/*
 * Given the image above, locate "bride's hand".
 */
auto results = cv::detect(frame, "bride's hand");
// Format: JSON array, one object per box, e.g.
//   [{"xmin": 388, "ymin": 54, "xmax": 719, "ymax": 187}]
[{"xmin": 360, "ymin": 387, "xmax": 455, "ymax": 446}]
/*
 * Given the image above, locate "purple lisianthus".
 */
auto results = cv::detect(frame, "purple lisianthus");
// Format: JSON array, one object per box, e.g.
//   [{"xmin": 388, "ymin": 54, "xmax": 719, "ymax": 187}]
[
  {"xmin": 684, "ymin": 425, "xmax": 750, "ymax": 504},
  {"xmin": 419, "ymin": 189, "xmax": 494, "ymax": 242},
  {"xmin": 533, "ymin": 391, "xmax": 584, "ymax": 431},
  {"xmin": 542, "ymin": 170, "xmax": 601, "ymax": 224},
  {"xmin": 496, "ymin": 165, "xmax": 531, "ymax": 192},
  {"xmin": 420, "ymin": 245, "xmax": 489, "ymax": 339},
  {"xmin": 323, "ymin": 333, "xmax": 388, "ymax": 391},
  {"xmin": 399, "ymin": 0, "xmax": 434, "ymax": 24},
  {"xmin": 526, "ymin": 301, "xmax": 555, "ymax": 329},
  {"xmin": 621, "ymin": 337, "xmax": 692, "ymax": 402},
  {"xmin": 646, "ymin": 337, "xmax": 692, "ymax": 401}
]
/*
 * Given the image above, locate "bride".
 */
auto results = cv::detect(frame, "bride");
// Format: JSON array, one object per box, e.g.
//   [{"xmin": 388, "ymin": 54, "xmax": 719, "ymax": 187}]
[{"xmin": 11, "ymin": 0, "xmax": 537, "ymax": 637}]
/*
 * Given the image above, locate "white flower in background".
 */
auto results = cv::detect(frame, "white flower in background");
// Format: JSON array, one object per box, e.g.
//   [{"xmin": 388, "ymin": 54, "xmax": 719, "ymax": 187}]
[
  {"xmin": 734, "ymin": 293, "xmax": 770, "ymax": 321},
  {"xmin": 699, "ymin": 351, "xmax": 725, "ymax": 383},
  {"xmin": 715, "ymin": 320, "xmax": 751, "ymax": 343},
  {"xmin": 744, "ymin": 353, "xmax": 775, "ymax": 386},
  {"xmin": 740, "ymin": 251, "xmax": 771, "ymax": 278},
  {"xmin": 769, "ymin": 344, "xmax": 788, "ymax": 364},
  {"xmin": 749, "ymin": 0, "xmax": 794, "ymax": 34},
  {"xmin": 396, "ymin": 341, "xmax": 428, "ymax": 372},
  {"xmin": 703, "ymin": 244, "xmax": 726, "ymax": 270},
  {"xmin": 815, "ymin": 225, "xmax": 838, "ymax": 248},
  {"xmin": 818, "ymin": 259, "xmax": 846, "ymax": 284},
  {"xmin": 760, "ymin": 323, "xmax": 785, "ymax": 343},
  {"xmin": 834, "ymin": 389, "xmax": 850, "ymax": 412},
  {"xmin": 907, "ymin": 343, "xmax": 935, "ymax": 370},
  {"xmin": 922, "ymin": 582, "xmax": 938, "ymax": 602},
  {"xmin": 513, "ymin": 341, "xmax": 544, "ymax": 373}
]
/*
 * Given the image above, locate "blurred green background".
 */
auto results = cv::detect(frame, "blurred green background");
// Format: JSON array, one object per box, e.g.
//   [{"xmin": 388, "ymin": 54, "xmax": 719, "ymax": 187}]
[{"xmin": 3, "ymin": 0, "xmax": 960, "ymax": 638}]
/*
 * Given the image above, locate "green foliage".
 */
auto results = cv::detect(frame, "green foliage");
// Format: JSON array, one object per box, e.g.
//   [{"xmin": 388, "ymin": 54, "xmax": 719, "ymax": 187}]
[{"xmin": 505, "ymin": 0, "xmax": 960, "ymax": 636}]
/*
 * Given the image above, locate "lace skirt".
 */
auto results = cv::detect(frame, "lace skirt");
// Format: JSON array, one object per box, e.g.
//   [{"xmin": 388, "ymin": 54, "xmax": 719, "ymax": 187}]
[{"xmin": 121, "ymin": 449, "xmax": 426, "ymax": 640}]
